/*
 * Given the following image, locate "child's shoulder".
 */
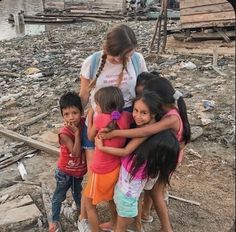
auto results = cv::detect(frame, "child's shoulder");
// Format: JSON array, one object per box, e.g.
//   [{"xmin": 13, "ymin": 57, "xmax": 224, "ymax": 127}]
[
  {"xmin": 165, "ymin": 108, "xmax": 180, "ymax": 117},
  {"xmin": 59, "ymin": 127, "xmax": 74, "ymax": 138}
]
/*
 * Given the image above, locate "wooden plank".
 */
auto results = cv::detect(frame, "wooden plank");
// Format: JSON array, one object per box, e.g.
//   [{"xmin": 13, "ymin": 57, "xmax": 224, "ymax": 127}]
[
  {"xmin": 0, "ymin": 204, "xmax": 42, "ymax": 226},
  {"xmin": 180, "ymin": 0, "xmax": 228, "ymax": 9},
  {"xmin": 181, "ymin": 2, "xmax": 233, "ymax": 16},
  {"xmin": 14, "ymin": 112, "xmax": 48, "ymax": 130},
  {"xmin": 80, "ymin": 16, "xmax": 110, "ymax": 23},
  {"xmin": 0, "ymin": 126, "xmax": 59, "ymax": 156},
  {"xmin": 181, "ymin": 11, "xmax": 235, "ymax": 24},
  {"xmin": 181, "ymin": 20, "xmax": 235, "ymax": 29},
  {"xmin": 0, "ymin": 149, "xmax": 38, "ymax": 170},
  {"xmin": 95, "ymin": 0, "xmax": 123, "ymax": 3},
  {"xmin": 0, "ymin": 195, "xmax": 33, "ymax": 213}
]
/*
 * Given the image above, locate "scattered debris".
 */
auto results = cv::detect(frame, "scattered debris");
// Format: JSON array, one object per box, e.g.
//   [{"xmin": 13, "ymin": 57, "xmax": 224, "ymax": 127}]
[{"xmin": 169, "ymin": 194, "xmax": 201, "ymax": 206}]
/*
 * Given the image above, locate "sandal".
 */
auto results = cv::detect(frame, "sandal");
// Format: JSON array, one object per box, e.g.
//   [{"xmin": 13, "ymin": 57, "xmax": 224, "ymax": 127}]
[{"xmin": 141, "ymin": 215, "xmax": 153, "ymax": 223}]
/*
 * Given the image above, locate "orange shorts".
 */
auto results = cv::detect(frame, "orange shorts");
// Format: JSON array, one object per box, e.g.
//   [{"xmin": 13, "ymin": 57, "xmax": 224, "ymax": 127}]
[{"xmin": 84, "ymin": 166, "xmax": 120, "ymax": 205}]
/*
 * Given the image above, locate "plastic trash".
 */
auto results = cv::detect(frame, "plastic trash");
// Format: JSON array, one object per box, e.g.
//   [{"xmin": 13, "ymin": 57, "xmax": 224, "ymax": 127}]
[{"xmin": 181, "ymin": 61, "xmax": 197, "ymax": 70}]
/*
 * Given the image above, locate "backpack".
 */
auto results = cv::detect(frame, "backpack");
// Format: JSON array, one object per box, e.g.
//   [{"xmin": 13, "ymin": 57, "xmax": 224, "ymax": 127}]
[{"xmin": 89, "ymin": 51, "xmax": 141, "ymax": 79}]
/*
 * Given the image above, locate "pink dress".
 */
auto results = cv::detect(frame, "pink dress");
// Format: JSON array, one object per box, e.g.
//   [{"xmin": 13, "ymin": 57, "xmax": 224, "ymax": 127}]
[{"xmin": 90, "ymin": 111, "xmax": 132, "ymax": 174}]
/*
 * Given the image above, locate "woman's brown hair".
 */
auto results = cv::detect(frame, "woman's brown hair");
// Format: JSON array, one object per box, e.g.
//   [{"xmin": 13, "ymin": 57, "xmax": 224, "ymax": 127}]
[{"xmin": 89, "ymin": 24, "xmax": 137, "ymax": 89}]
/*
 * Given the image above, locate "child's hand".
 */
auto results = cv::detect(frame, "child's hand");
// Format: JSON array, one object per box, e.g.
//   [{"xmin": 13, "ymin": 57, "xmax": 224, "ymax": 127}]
[
  {"xmin": 95, "ymin": 135, "xmax": 103, "ymax": 149},
  {"xmin": 64, "ymin": 121, "xmax": 80, "ymax": 135},
  {"xmin": 98, "ymin": 128, "xmax": 114, "ymax": 139}
]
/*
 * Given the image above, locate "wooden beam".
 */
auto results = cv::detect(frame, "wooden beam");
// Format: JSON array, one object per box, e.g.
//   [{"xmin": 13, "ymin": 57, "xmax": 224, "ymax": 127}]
[
  {"xmin": 169, "ymin": 194, "xmax": 201, "ymax": 206},
  {"xmin": 0, "ymin": 126, "xmax": 59, "ymax": 156},
  {"xmin": 181, "ymin": 11, "xmax": 235, "ymax": 24},
  {"xmin": 181, "ymin": 3, "xmax": 233, "ymax": 16},
  {"xmin": 180, "ymin": 0, "xmax": 229, "ymax": 9},
  {"xmin": 14, "ymin": 112, "xmax": 48, "ymax": 130}
]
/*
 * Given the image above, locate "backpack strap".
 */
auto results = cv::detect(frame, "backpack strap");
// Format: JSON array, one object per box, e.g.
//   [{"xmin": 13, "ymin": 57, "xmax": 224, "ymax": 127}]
[
  {"xmin": 89, "ymin": 51, "xmax": 140, "ymax": 79},
  {"xmin": 131, "ymin": 52, "xmax": 141, "ymax": 76},
  {"xmin": 89, "ymin": 51, "xmax": 102, "ymax": 79}
]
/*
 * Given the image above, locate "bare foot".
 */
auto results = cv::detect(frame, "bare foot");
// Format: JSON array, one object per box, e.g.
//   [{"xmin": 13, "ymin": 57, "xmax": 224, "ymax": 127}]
[{"xmin": 99, "ymin": 221, "xmax": 114, "ymax": 231}]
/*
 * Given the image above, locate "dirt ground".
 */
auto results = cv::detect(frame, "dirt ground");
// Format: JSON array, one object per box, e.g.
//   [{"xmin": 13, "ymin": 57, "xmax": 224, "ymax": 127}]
[{"xmin": 0, "ymin": 21, "xmax": 235, "ymax": 232}]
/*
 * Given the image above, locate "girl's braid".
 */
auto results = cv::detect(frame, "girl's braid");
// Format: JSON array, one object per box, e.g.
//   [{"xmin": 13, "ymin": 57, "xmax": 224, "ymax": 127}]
[
  {"xmin": 89, "ymin": 53, "xmax": 107, "ymax": 90},
  {"xmin": 117, "ymin": 56, "xmax": 128, "ymax": 87}
]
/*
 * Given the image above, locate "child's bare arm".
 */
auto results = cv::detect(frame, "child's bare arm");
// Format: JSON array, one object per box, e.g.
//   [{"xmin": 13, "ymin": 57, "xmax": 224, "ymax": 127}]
[
  {"xmin": 95, "ymin": 136, "xmax": 147, "ymax": 156},
  {"xmin": 100, "ymin": 116, "xmax": 179, "ymax": 139},
  {"xmin": 87, "ymin": 107, "xmax": 97, "ymax": 141},
  {"xmin": 60, "ymin": 132, "xmax": 81, "ymax": 157},
  {"xmin": 79, "ymin": 76, "xmax": 90, "ymax": 108}
]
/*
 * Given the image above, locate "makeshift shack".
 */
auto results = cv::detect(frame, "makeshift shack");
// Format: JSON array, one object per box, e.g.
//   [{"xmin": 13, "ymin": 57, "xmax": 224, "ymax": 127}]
[{"xmin": 179, "ymin": 0, "xmax": 235, "ymax": 29}]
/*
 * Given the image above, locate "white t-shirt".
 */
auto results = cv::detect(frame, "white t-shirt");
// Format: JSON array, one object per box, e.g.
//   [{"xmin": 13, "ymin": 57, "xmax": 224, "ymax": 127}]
[{"xmin": 80, "ymin": 51, "xmax": 147, "ymax": 109}]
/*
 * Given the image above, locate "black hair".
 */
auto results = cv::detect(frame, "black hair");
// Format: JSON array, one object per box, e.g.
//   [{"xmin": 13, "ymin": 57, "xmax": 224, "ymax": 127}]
[
  {"xmin": 130, "ymin": 130, "xmax": 179, "ymax": 185},
  {"xmin": 144, "ymin": 77, "xmax": 191, "ymax": 144},
  {"xmin": 136, "ymin": 72, "xmax": 159, "ymax": 87},
  {"xmin": 133, "ymin": 90, "xmax": 164, "ymax": 122},
  {"xmin": 59, "ymin": 91, "xmax": 83, "ymax": 115},
  {"xmin": 94, "ymin": 86, "xmax": 124, "ymax": 130}
]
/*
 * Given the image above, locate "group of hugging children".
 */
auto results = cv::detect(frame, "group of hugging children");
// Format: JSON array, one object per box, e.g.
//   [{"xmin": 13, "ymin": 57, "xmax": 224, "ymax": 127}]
[{"xmin": 49, "ymin": 71, "xmax": 191, "ymax": 232}]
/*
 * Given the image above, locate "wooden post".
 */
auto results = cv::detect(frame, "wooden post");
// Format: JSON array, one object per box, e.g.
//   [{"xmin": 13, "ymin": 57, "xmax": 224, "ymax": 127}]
[
  {"xmin": 161, "ymin": 0, "xmax": 168, "ymax": 53},
  {"xmin": 149, "ymin": 0, "xmax": 169, "ymax": 54},
  {"xmin": 213, "ymin": 46, "xmax": 218, "ymax": 67},
  {"xmin": 42, "ymin": 0, "xmax": 46, "ymax": 12}
]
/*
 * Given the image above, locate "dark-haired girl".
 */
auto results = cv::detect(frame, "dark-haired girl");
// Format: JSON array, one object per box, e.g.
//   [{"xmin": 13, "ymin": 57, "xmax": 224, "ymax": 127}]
[
  {"xmin": 100, "ymin": 76, "xmax": 191, "ymax": 232},
  {"xmin": 96, "ymin": 91, "xmax": 180, "ymax": 232}
]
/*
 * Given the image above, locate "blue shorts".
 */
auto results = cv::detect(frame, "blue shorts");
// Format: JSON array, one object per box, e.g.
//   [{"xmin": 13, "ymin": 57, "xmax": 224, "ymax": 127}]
[
  {"xmin": 114, "ymin": 186, "xmax": 138, "ymax": 218},
  {"xmin": 81, "ymin": 124, "xmax": 95, "ymax": 150}
]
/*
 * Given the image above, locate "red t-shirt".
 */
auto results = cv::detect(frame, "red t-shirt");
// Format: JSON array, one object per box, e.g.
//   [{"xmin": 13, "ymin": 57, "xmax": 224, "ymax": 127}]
[
  {"xmin": 90, "ymin": 111, "xmax": 132, "ymax": 174},
  {"xmin": 57, "ymin": 122, "xmax": 87, "ymax": 177}
]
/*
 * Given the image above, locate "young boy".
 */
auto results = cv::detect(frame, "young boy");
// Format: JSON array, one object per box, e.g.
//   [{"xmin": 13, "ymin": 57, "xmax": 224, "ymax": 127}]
[{"xmin": 49, "ymin": 91, "xmax": 87, "ymax": 232}]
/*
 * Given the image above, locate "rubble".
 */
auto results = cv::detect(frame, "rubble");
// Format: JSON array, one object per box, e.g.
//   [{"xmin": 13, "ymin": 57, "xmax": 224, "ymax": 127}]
[{"xmin": 0, "ymin": 21, "xmax": 234, "ymax": 232}]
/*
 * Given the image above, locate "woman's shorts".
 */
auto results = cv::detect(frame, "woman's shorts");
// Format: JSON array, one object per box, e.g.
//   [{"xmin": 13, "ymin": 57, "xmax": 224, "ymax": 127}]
[
  {"xmin": 81, "ymin": 124, "xmax": 95, "ymax": 149},
  {"xmin": 114, "ymin": 186, "xmax": 138, "ymax": 218}
]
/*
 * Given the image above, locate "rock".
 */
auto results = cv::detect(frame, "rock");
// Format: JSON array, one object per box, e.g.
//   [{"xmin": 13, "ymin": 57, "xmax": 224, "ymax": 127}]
[
  {"xmin": 25, "ymin": 67, "xmax": 41, "ymax": 75},
  {"xmin": 191, "ymin": 126, "xmax": 203, "ymax": 141}
]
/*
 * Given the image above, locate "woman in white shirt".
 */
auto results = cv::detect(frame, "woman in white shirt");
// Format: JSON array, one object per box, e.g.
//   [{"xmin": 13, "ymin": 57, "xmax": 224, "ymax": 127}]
[{"xmin": 78, "ymin": 24, "xmax": 147, "ymax": 232}]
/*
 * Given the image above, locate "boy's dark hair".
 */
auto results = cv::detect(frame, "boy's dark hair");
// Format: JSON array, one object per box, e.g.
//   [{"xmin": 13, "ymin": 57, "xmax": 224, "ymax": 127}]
[
  {"xmin": 94, "ymin": 86, "xmax": 124, "ymax": 130},
  {"xmin": 133, "ymin": 90, "xmax": 164, "ymax": 122},
  {"xmin": 130, "ymin": 130, "xmax": 179, "ymax": 185},
  {"xmin": 145, "ymin": 77, "xmax": 191, "ymax": 144},
  {"xmin": 59, "ymin": 91, "xmax": 83, "ymax": 115}
]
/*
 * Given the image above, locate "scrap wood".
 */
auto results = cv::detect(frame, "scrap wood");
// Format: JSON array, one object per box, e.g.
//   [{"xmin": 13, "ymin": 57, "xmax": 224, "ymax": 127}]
[
  {"xmin": 215, "ymin": 28, "xmax": 231, "ymax": 43},
  {"xmin": 42, "ymin": 183, "xmax": 63, "ymax": 232},
  {"xmin": 169, "ymin": 194, "xmax": 201, "ymax": 206},
  {"xmin": 0, "ymin": 126, "xmax": 59, "ymax": 156},
  {"xmin": 0, "ymin": 149, "xmax": 37, "ymax": 170},
  {"xmin": 0, "ymin": 72, "xmax": 20, "ymax": 78},
  {"xmin": 212, "ymin": 65, "xmax": 227, "ymax": 77},
  {"xmin": 80, "ymin": 16, "xmax": 110, "ymax": 23},
  {"xmin": 13, "ymin": 112, "xmax": 48, "ymax": 130},
  {"xmin": 2, "ymin": 178, "xmax": 41, "ymax": 187}
]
